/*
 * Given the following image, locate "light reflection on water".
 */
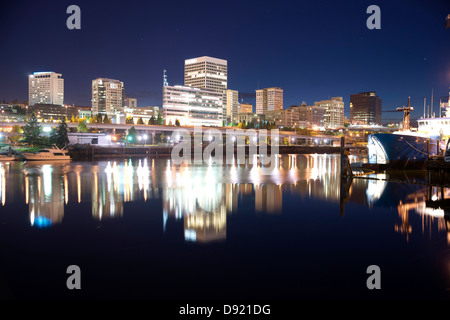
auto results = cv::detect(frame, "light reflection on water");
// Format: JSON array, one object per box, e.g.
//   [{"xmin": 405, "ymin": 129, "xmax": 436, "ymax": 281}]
[{"xmin": 0, "ymin": 155, "xmax": 448, "ymax": 246}]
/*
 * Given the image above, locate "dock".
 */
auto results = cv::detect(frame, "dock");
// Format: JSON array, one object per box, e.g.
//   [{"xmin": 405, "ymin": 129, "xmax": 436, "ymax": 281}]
[
  {"xmin": 68, "ymin": 144, "xmax": 342, "ymax": 160},
  {"xmin": 426, "ymin": 157, "xmax": 450, "ymax": 187}
]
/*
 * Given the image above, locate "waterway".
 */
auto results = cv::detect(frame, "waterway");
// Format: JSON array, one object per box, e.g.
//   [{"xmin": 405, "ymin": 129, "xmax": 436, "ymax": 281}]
[{"xmin": 0, "ymin": 154, "xmax": 449, "ymax": 299}]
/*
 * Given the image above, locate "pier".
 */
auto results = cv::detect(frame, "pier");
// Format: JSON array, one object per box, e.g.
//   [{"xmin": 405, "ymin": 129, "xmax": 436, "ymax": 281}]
[
  {"xmin": 426, "ymin": 157, "xmax": 450, "ymax": 187},
  {"xmin": 68, "ymin": 144, "xmax": 341, "ymax": 160}
]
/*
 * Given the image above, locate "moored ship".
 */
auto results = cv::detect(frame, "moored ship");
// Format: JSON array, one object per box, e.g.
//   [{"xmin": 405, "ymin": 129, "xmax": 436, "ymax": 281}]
[{"xmin": 368, "ymin": 95, "xmax": 450, "ymax": 168}]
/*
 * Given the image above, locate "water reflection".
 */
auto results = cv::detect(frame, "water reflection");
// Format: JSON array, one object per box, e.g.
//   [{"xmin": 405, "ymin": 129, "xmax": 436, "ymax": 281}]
[
  {"xmin": 0, "ymin": 155, "xmax": 447, "ymax": 246},
  {"xmin": 364, "ymin": 173, "xmax": 450, "ymax": 244}
]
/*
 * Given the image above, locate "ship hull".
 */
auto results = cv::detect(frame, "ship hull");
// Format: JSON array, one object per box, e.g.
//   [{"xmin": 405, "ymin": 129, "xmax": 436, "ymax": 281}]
[{"xmin": 368, "ymin": 133, "xmax": 438, "ymax": 168}]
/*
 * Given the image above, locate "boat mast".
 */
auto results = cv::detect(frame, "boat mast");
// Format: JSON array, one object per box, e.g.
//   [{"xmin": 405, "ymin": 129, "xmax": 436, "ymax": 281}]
[
  {"xmin": 423, "ymin": 98, "xmax": 426, "ymax": 118},
  {"xmin": 431, "ymin": 88, "xmax": 434, "ymax": 118},
  {"xmin": 396, "ymin": 97, "xmax": 414, "ymax": 131}
]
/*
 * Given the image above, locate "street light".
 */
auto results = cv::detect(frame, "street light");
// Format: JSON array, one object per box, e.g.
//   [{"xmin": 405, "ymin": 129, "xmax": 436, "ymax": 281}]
[{"xmin": 143, "ymin": 134, "xmax": 148, "ymax": 146}]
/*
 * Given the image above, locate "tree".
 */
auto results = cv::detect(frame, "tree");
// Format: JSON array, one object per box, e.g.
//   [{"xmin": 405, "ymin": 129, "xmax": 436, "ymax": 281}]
[
  {"xmin": 96, "ymin": 113, "xmax": 103, "ymax": 124},
  {"xmin": 22, "ymin": 100, "xmax": 28, "ymax": 106},
  {"xmin": 160, "ymin": 132, "xmax": 165, "ymax": 143},
  {"xmin": 137, "ymin": 117, "xmax": 144, "ymax": 125},
  {"xmin": 175, "ymin": 119, "xmax": 180, "ymax": 126},
  {"xmin": 149, "ymin": 116, "xmax": 155, "ymax": 125},
  {"xmin": 126, "ymin": 116, "xmax": 134, "ymax": 124},
  {"xmin": 127, "ymin": 126, "xmax": 137, "ymax": 144},
  {"xmin": 50, "ymin": 117, "xmax": 69, "ymax": 148},
  {"xmin": 71, "ymin": 114, "xmax": 76, "ymax": 123},
  {"xmin": 9, "ymin": 125, "xmax": 23, "ymax": 144},
  {"xmin": 22, "ymin": 112, "xmax": 41, "ymax": 146},
  {"xmin": 157, "ymin": 111, "xmax": 163, "ymax": 125},
  {"xmin": 12, "ymin": 98, "xmax": 19, "ymax": 105},
  {"xmin": 77, "ymin": 120, "xmax": 88, "ymax": 133},
  {"xmin": 103, "ymin": 114, "xmax": 112, "ymax": 124}
]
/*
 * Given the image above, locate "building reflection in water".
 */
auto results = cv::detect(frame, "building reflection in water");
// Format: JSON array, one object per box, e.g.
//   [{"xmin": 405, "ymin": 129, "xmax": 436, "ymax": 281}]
[
  {"xmin": 14, "ymin": 154, "xmax": 352, "ymax": 237},
  {"xmin": 163, "ymin": 159, "xmax": 228, "ymax": 243},
  {"xmin": 13, "ymin": 154, "xmax": 449, "ymax": 245},
  {"xmin": 163, "ymin": 154, "xmax": 341, "ymax": 242},
  {"xmin": 23, "ymin": 163, "xmax": 67, "ymax": 228}
]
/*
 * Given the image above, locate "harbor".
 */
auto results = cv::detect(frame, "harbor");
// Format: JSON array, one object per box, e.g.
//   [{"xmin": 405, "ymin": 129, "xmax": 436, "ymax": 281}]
[{"xmin": 1, "ymin": 0, "xmax": 450, "ymax": 304}]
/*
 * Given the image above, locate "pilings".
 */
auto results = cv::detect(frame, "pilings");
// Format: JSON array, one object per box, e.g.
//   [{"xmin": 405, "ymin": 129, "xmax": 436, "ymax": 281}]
[{"xmin": 340, "ymin": 136, "xmax": 353, "ymax": 178}]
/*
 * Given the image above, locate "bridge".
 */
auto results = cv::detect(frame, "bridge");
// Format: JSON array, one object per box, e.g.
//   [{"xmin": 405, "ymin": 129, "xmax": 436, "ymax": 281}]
[{"xmin": 10, "ymin": 122, "xmax": 341, "ymax": 145}]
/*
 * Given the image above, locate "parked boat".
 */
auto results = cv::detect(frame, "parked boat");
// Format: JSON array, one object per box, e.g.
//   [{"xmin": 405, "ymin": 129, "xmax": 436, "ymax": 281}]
[
  {"xmin": 0, "ymin": 155, "xmax": 15, "ymax": 161},
  {"xmin": 23, "ymin": 145, "xmax": 71, "ymax": 161},
  {"xmin": 368, "ymin": 95, "xmax": 450, "ymax": 168}
]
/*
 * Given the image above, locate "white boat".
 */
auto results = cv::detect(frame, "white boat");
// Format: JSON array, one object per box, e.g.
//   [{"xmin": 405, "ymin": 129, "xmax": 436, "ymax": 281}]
[
  {"xmin": 23, "ymin": 145, "xmax": 71, "ymax": 161},
  {"xmin": 0, "ymin": 155, "xmax": 15, "ymax": 161}
]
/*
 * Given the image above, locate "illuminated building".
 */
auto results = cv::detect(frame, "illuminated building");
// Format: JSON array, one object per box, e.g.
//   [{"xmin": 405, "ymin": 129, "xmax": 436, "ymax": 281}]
[
  {"xmin": 121, "ymin": 106, "xmax": 160, "ymax": 124},
  {"xmin": 349, "ymin": 91, "xmax": 382, "ymax": 125},
  {"xmin": 226, "ymin": 89, "xmax": 239, "ymax": 123},
  {"xmin": 162, "ymin": 85, "xmax": 223, "ymax": 126},
  {"xmin": 238, "ymin": 103, "xmax": 253, "ymax": 114},
  {"xmin": 256, "ymin": 87, "xmax": 283, "ymax": 114},
  {"xmin": 298, "ymin": 104, "xmax": 325, "ymax": 128},
  {"xmin": 91, "ymin": 78, "xmax": 124, "ymax": 116},
  {"xmin": 264, "ymin": 107, "xmax": 300, "ymax": 128},
  {"xmin": 123, "ymin": 97, "xmax": 137, "ymax": 109},
  {"xmin": 314, "ymin": 97, "xmax": 344, "ymax": 129},
  {"xmin": 234, "ymin": 112, "xmax": 262, "ymax": 125},
  {"xmin": 29, "ymin": 104, "xmax": 78, "ymax": 121},
  {"xmin": 184, "ymin": 56, "xmax": 228, "ymax": 122},
  {"xmin": 28, "ymin": 71, "xmax": 64, "ymax": 106}
]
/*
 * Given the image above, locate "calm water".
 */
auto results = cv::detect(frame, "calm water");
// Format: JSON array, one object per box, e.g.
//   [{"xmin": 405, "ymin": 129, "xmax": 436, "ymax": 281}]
[{"xmin": 0, "ymin": 155, "xmax": 449, "ymax": 299}]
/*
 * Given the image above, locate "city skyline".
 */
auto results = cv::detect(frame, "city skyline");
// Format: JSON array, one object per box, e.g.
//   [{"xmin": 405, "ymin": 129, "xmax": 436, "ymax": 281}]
[{"xmin": 0, "ymin": 0, "xmax": 449, "ymax": 123}]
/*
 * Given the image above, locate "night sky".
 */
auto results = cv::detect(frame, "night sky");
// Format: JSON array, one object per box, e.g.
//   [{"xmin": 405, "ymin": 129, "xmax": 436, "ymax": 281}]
[{"xmin": 0, "ymin": 0, "xmax": 449, "ymax": 123}]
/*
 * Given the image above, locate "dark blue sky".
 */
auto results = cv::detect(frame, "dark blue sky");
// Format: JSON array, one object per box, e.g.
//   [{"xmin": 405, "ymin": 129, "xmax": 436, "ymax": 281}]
[{"xmin": 0, "ymin": 0, "xmax": 449, "ymax": 122}]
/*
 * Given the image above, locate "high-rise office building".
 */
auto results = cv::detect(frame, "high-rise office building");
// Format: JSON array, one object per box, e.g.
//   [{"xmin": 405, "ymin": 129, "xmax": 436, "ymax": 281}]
[
  {"xmin": 28, "ymin": 72, "xmax": 64, "ymax": 106},
  {"xmin": 226, "ymin": 89, "xmax": 239, "ymax": 123},
  {"xmin": 256, "ymin": 87, "xmax": 283, "ymax": 114},
  {"xmin": 163, "ymin": 85, "xmax": 223, "ymax": 127},
  {"xmin": 349, "ymin": 91, "xmax": 382, "ymax": 125},
  {"xmin": 184, "ymin": 56, "xmax": 227, "ymax": 122},
  {"xmin": 314, "ymin": 97, "xmax": 344, "ymax": 128},
  {"xmin": 91, "ymin": 78, "xmax": 124, "ymax": 116}
]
